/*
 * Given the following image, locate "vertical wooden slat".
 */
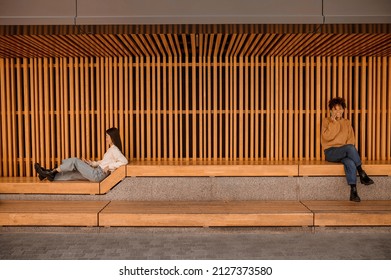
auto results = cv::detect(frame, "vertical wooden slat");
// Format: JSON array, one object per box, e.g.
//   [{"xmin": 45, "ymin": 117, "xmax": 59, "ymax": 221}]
[
  {"xmin": 134, "ymin": 57, "xmax": 140, "ymax": 159},
  {"xmin": 376, "ymin": 57, "xmax": 381, "ymax": 160},
  {"xmin": 294, "ymin": 56, "xmax": 299, "ymax": 160},
  {"xmin": 146, "ymin": 56, "xmax": 151, "ymax": 159},
  {"xmin": 124, "ymin": 56, "xmax": 129, "ymax": 159},
  {"xmin": 238, "ymin": 56, "xmax": 244, "ymax": 160},
  {"xmin": 250, "ymin": 56, "xmax": 255, "ymax": 159},
  {"xmin": 10, "ymin": 58, "xmax": 17, "ymax": 175},
  {"xmin": 151, "ymin": 56, "xmax": 157, "ymax": 160},
  {"xmin": 31, "ymin": 58, "xmax": 38, "ymax": 169},
  {"xmin": 75, "ymin": 57, "xmax": 80, "ymax": 158},
  {"xmin": 360, "ymin": 57, "xmax": 367, "ymax": 160},
  {"xmin": 367, "ymin": 57, "xmax": 373, "ymax": 160},
  {"xmin": 305, "ymin": 57, "xmax": 310, "ymax": 159},
  {"xmin": 388, "ymin": 57, "xmax": 391, "ymax": 159},
  {"xmin": 0, "ymin": 58, "xmax": 7, "ymax": 175},
  {"xmin": 225, "ymin": 55, "xmax": 230, "ymax": 160},
  {"xmin": 266, "ymin": 56, "xmax": 271, "ymax": 160},
  {"xmin": 16, "ymin": 58, "xmax": 24, "ymax": 175},
  {"xmin": 316, "ymin": 56, "xmax": 321, "ymax": 159},
  {"xmin": 299, "ymin": 56, "xmax": 304, "ymax": 160},
  {"xmin": 381, "ymin": 57, "xmax": 387, "ymax": 160},
  {"xmin": 129, "ymin": 56, "xmax": 134, "ymax": 160},
  {"xmin": 254, "ymin": 56, "xmax": 260, "ymax": 159}
]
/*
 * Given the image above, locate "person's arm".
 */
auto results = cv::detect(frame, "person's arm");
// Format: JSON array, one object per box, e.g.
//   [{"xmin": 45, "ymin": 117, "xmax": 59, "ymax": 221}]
[{"xmin": 108, "ymin": 149, "xmax": 128, "ymax": 171}]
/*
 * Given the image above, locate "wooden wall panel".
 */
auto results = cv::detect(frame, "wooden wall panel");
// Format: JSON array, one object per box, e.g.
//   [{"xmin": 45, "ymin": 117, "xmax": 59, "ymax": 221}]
[{"xmin": 0, "ymin": 56, "xmax": 390, "ymax": 176}]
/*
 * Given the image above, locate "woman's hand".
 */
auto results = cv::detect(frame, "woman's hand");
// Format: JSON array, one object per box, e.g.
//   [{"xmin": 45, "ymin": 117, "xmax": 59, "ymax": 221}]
[
  {"xmin": 103, "ymin": 166, "xmax": 110, "ymax": 173},
  {"xmin": 330, "ymin": 112, "xmax": 336, "ymax": 122}
]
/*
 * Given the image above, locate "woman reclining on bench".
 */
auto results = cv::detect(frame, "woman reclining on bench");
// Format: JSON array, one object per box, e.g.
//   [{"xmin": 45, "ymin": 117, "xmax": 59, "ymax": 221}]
[
  {"xmin": 34, "ymin": 127, "xmax": 128, "ymax": 182},
  {"xmin": 321, "ymin": 97, "xmax": 374, "ymax": 202}
]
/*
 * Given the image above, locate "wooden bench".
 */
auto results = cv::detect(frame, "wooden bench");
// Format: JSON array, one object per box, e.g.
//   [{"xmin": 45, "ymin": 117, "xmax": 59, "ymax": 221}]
[
  {"xmin": 126, "ymin": 160, "xmax": 299, "ymax": 177},
  {"xmin": 1, "ymin": 199, "xmax": 391, "ymax": 227},
  {"xmin": 298, "ymin": 160, "xmax": 391, "ymax": 176},
  {"xmin": 99, "ymin": 200, "xmax": 313, "ymax": 227},
  {"xmin": 0, "ymin": 200, "xmax": 109, "ymax": 226},
  {"xmin": 303, "ymin": 200, "xmax": 391, "ymax": 226},
  {"xmin": 1, "ymin": 160, "xmax": 390, "ymax": 195},
  {"xmin": 0, "ymin": 166, "xmax": 126, "ymax": 195}
]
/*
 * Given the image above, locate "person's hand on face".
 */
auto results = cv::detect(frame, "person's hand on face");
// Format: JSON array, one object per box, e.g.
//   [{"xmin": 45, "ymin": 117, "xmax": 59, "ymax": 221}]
[{"xmin": 331, "ymin": 105, "xmax": 343, "ymax": 121}]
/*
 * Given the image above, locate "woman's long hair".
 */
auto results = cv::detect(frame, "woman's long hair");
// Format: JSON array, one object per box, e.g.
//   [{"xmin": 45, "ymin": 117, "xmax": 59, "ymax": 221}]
[{"xmin": 106, "ymin": 127, "xmax": 123, "ymax": 152}]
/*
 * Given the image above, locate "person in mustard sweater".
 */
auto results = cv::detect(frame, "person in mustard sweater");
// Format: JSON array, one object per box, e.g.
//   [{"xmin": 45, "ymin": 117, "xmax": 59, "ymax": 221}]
[{"xmin": 321, "ymin": 97, "xmax": 374, "ymax": 202}]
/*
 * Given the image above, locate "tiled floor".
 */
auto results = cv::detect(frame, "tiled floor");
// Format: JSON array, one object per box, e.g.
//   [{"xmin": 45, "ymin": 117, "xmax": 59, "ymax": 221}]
[{"xmin": 1, "ymin": 227, "xmax": 391, "ymax": 260}]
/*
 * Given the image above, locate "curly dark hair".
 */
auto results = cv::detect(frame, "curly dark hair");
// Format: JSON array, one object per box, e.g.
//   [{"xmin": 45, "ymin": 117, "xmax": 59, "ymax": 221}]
[{"xmin": 328, "ymin": 97, "xmax": 346, "ymax": 110}]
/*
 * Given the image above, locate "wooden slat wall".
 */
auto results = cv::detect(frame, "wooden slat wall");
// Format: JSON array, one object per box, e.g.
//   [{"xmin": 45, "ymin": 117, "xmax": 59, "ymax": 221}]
[{"xmin": 0, "ymin": 55, "xmax": 391, "ymax": 176}]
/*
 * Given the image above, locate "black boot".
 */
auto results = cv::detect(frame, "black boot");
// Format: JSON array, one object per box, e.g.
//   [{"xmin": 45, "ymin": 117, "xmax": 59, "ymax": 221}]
[
  {"xmin": 350, "ymin": 185, "xmax": 361, "ymax": 202},
  {"xmin": 358, "ymin": 170, "xmax": 374, "ymax": 185},
  {"xmin": 34, "ymin": 163, "xmax": 58, "ymax": 181},
  {"xmin": 34, "ymin": 163, "xmax": 51, "ymax": 181}
]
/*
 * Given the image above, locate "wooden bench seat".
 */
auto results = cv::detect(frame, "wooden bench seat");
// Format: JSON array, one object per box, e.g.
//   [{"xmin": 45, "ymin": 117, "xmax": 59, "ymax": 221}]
[
  {"xmin": 0, "ymin": 200, "xmax": 109, "ymax": 226},
  {"xmin": 1, "ymin": 200, "xmax": 391, "ymax": 227},
  {"xmin": 0, "ymin": 177, "xmax": 100, "ymax": 194},
  {"xmin": 0, "ymin": 160, "xmax": 390, "ymax": 195},
  {"xmin": 82, "ymin": 200, "xmax": 314, "ymax": 227},
  {"xmin": 302, "ymin": 200, "xmax": 391, "ymax": 226},
  {"xmin": 126, "ymin": 160, "xmax": 299, "ymax": 177},
  {"xmin": 0, "ymin": 166, "xmax": 126, "ymax": 195},
  {"xmin": 298, "ymin": 160, "xmax": 391, "ymax": 176}
]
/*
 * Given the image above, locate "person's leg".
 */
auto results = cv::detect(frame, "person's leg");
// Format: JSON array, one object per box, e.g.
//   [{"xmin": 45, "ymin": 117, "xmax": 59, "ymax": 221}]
[
  {"xmin": 341, "ymin": 145, "xmax": 373, "ymax": 185},
  {"xmin": 340, "ymin": 157, "xmax": 357, "ymax": 185},
  {"xmin": 340, "ymin": 158, "xmax": 361, "ymax": 202},
  {"xmin": 325, "ymin": 145, "xmax": 361, "ymax": 165},
  {"xmin": 324, "ymin": 145, "xmax": 373, "ymax": 185},
  {"xmin": 54, "ymin": 170, "xmax": 88, "ymax": 181},
  {"xmin": 325, "ymin": 147, "xmax": 361, "ymax": 202},
  {"xmin": 58, "ymin": 158, "xmax": 106, "ymax": 182}
]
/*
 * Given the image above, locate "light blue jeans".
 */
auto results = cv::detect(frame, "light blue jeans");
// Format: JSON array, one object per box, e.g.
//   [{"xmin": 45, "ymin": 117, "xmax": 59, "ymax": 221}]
[
  {"xmin": 324, "ymin": 144, "xmax": 362, "ymax": 185},
  {"xmin": 54, "ymin": 157, "xmax": 108, "ymax": 182}
]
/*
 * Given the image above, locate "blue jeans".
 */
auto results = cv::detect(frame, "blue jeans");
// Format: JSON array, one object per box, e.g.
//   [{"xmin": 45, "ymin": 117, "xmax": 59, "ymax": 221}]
[
  {"xmin": 324, "ymin": 144, "xmax": 362, "ymax": 185},
  {"xmin": 54, "ymin": 157, "xmax": 108, "ymax": 182}
]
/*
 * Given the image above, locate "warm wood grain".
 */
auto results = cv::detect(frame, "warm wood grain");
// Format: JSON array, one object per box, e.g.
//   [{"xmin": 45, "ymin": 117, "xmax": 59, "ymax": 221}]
[
  {"xmin": 99, "ymin": 200, "xmax": 313, "ymax": 227},
  {"xmin": 302, "ymin": 200, "xmax": 391, "ymax": 226},
  {"xmin": 0, "ymin": 32, "xmax": 391, "ymax": 176},
  {"xmin": 0, "ymin": 200, "xmax": 109, "ymax": 226}
]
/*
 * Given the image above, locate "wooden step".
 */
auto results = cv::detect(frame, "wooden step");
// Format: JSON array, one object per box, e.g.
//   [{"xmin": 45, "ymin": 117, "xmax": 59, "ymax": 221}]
[
  {"xmin": 0, "ymin": 177, "xmax": 100, "ymax": 194},
  {"xmin": 0, "ymin": 200, "xmax": 109, "ymax": 226},
  {"xmin": 302, "ymin": 200, "xmax": 391, "ymax": 226},
  {"xmin": 99, "ymin": 200, "xmax": 313, "ymax": 227}
]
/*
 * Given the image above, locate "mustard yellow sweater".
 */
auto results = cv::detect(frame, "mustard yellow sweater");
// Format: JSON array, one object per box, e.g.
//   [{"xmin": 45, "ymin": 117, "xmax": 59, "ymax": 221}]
[{"xmin": 321, "ymin": 117, "xmax": 355, "ymax": 151}]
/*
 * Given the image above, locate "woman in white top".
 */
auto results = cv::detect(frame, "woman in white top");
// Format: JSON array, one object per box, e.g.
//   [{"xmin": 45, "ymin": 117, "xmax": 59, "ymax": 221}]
[{"xmin": 34, "ymin": 127, "xmax": 128, "ymax": 182}]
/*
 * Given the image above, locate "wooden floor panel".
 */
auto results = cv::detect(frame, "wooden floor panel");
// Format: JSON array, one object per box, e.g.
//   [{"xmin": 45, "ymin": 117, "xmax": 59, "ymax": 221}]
[
  {"xmin": 99, "ymin": 201, "xmax": 313, "ymax": 227},
  {"xmin": 0, "ymin": 200, "xmax": 110, "ymax": 226},
  {"xmin": 302, "ymin": 200, "xmax": 391, "ymax": 226}
]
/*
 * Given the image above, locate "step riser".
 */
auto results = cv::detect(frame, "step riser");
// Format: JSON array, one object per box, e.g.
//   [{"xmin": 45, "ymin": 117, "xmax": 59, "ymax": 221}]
[{"xmin": 1, "ymin": 177, "xmax": 390, "ymax": 201}]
